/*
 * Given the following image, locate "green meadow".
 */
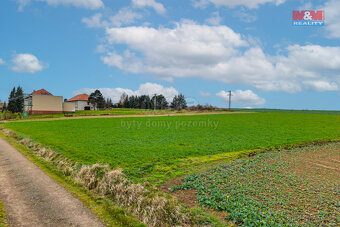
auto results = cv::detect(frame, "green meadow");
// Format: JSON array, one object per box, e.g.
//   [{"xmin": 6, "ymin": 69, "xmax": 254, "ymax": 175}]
[{"xmin": 4, "ymin": 112, "xmax": 340, "ymax": 182}]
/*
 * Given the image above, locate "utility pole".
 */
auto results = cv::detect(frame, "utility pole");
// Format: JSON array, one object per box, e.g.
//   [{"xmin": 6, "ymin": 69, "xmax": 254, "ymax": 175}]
[
  {"xmin": 228, "ymin": 90, "xmax": 232, "ymax": 111},
  {"xmin": 154, "ymin": 94, "xmax": 157, "ymax": 115}
]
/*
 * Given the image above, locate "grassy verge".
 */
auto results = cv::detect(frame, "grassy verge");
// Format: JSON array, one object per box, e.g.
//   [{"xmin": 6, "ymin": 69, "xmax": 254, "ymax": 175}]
[
  {"xmin": 172, "ymin": 143, "xmax": 340, "ymax": 226},
  {"xmin": 0, "ymin": 128, "xmax": 225, "ymax": 227},
  {"xmin": 0, "ymin": 199, "xmax": 6, "ymax": 227},
  {"xmin": 0, "ymin": 131, "xmax": 145, "ymax": 227}
]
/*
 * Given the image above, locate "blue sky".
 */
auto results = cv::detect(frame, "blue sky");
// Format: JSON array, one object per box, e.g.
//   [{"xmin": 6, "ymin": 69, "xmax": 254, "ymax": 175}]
[{"xmin": 1, "ymin": 0, "xmax": 340, "ymax": 110}]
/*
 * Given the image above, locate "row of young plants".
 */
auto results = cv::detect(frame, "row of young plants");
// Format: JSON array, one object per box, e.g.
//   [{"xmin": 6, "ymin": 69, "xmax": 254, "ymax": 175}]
[
  {"xmin": 171, "ymin": 144, "xmax": 340, "ymax": 226},
  {"xmin": 0, "ymin": 127, "xmax": 224, "ymax": 227}
]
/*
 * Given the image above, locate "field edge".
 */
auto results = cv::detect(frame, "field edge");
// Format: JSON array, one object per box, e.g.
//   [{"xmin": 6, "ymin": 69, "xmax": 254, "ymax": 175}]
[
  {"xmin": 0, "ymin": 127, "xmax": 226, "ymax": 227},
  {"xmin": 0, "ymin": 130, "xmax": 145, "ymax": 227}
]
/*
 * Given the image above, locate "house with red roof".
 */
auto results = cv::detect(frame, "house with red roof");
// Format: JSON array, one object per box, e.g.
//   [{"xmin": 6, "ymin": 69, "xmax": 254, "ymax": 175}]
[
  {"xmin": 31, "ymin": 89, "xmax": 53, "ymax": 96},
  {"xmin": 66, "ymin": 94, "xmax": 94, "ymax": 111},
  {"xmin": 24, "ymin": 89, "xmax": 75, "ymax": 114}
]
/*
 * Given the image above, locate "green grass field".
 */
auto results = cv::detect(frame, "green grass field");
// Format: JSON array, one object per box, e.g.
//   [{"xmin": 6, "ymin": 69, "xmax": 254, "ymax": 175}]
[{"xmin": 4, "ymin": 112, "xmax": 340, "ymax": 183}]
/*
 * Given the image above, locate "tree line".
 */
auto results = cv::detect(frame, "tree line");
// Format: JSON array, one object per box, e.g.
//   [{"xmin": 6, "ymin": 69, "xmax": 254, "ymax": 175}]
[
  {"xmin": 88, "ymin": 90, "xmax": 187, "ymax": 110},
  {"xmin": 117, "ymin": 93, "xmax": 187, "ymax": 110}
]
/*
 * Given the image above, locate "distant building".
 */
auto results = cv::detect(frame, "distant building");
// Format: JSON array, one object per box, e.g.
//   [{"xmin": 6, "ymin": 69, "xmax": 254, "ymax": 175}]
[
  {"xmin": 24, "ymin": 89, "xmax": 75, "ymax": 114},
  {"xmin": 66, "ymin": 94, "xmax": 94, "ymax": 111}
]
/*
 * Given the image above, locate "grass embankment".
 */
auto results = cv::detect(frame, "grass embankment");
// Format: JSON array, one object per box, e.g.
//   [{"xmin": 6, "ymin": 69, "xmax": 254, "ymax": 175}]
[
  {"xmin": 0, "ymin": 132, "xmax": 144, "ymax": 227},
  {"xmin": 0, "ymin": 129, "xmax": 224, "ymax": 227},
  {"xmin": 0, "ymin": 199, "xmax": 6, "ymax": 227},
  {"xmin": 172, "ymin": 143, "xmax": 340, "ymax": 226},
  {"xmin": 5, "ymin": 112, "xmax": 340, "ymax": 183}
]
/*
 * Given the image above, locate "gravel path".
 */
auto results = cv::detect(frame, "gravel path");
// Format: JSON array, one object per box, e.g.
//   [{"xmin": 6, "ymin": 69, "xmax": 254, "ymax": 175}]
[{"xmin": 0, "ymin": 137, "xmax": 104, "ymax": 227}]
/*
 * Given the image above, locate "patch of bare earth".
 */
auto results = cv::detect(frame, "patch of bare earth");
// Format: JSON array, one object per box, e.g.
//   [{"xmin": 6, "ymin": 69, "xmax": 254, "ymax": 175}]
[
  {"xmin": 160, "ymin": 178, "xmax": 198, "ymax": 208},
  {"xmin": 286, "ymin": 143, "xmax": 340, "ymax": 183}
]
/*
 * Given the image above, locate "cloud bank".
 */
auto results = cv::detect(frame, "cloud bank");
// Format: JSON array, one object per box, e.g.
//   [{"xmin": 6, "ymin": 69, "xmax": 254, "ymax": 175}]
[
  {"xmin": 73, "ymin": 83, "xmax": 179, "ymax": 103},
  {"xmin": 217, "ymin": 90, "xmax": 266, "ymax": 106},
  {"xmin": 98, "ymin": 20, "xmax": 340, "ymax": 93},
  {"xmin": 17, "ymin": 0, "xmax": 104, "ymax": 11}
]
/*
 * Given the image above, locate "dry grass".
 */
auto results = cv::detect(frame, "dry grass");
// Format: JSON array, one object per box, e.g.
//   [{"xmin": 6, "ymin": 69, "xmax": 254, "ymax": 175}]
[{"xmin": 0, "ymin": 127, "xmax": 211, "ymax": 227}]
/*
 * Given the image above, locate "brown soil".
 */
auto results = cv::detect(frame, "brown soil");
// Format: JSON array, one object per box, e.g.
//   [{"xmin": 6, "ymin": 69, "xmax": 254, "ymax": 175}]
[
  {"xmin": 160, "ymin": 177, "xmax": 198, "ymax": 208},
  {"xmin": 0, "ymin": 137, "xmax": 104, "ymax": 227},
  {"xmin": 288, "ymin": 144, "xmax": 340, "ymax": 182},
  {"xmin": 160, "ymin": 177, "xmax": 230, "ymax": 223}
]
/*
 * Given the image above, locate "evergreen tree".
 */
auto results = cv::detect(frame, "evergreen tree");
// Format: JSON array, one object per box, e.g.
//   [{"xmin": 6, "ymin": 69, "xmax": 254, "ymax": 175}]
[
  {"xmin": 88, "ymin": 90, "xmax": 105, "ymax": 110},
  {"xmin": 139, "ymin": 95, "xmax": 152, "ymax": 109},
  {"xmin": 171, "ymin": 94, "xmax": 187, "ymax": 110},
  {"xmin": 105, "ymin": 98, "xmax": 113, "ymax": 108},
  {"xmin": 7, "ymin": 87, "xmax": 16, "ymax": 113},
  {"xmin": 128, "ymin": 96, "xmax": 137, "ymax": 109},
  {"xmin": 123, "ymin": 95, "xmax": 129, "ymax": 108},
  {"xmin": 119, "ymin": 93, "xmax": 128, "ymax": 107},
  {"xmin": 15, "ymin": 86, "xmax": 24, "ymax": 113},
  {"xmin": 151, "ymin": 95, "xmax": 168, "ymax": 110}
]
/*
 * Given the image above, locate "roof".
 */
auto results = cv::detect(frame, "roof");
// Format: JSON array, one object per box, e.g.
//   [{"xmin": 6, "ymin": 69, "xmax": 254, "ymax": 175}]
[
  {"xmin": 67, "ymin": 94, "xmax": 89, "ymax": 102},
  {"xmin": 31, "ymin": 89, "xmax": 53, "ymax": 96}
]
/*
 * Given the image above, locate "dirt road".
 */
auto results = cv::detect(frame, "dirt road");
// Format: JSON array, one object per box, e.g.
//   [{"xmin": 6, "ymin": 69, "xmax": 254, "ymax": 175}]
[{"xmin": 0, "ymin": 137, "xmax": 104, "ymax": 227}]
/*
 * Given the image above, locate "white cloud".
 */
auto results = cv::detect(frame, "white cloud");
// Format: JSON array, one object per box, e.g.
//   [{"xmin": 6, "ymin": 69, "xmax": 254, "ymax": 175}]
[
  {"xmin": 205, "ymin": 12, "xmax": 222, "ymax": 25},
  {"xmin": 303, "ymin": 80, "xmax": 339, "ymax": 92},
  {"xmin": 132, "ymin": 0, "xmax": 166, "ymax": 14},
  {"xmin": 11, "ymin": 53, "xmax": 46, "ymax": 73},
  {"xmin": 17, "ymin": 0, "xmax": 30, "ymax": 11},
  {"xmin": 193, "ymin": 0, "xmax": 285, "ymax": 9},
  {"xmin": 199, "ymin": 91, "xmax": 211, "ymax": 97},
  {"xmin": 109, "ymin": 8, "xmax": 143, "ymax": 27},
  {"xmin": 216, "ymin": 90, "xmax": 266, "ymax": 106},
  {"xmin": 322, "ymin": 0, "xmax": 340, "ymax": 38},
  {"xmin": 101, "ymin": 50, "xmax": 143, "ymax": 74},
  {"xmin": 17, "ymin": 0, "xmax": 104, "ymax": 11},
  {"xmin": 73, "ymin": 83, "xmax": 179, "ymax": 103},
  {"xmin": 0, "ymin": 58, "xmax": 5, "ymax": 65},
  {"xmin": 103, "ymin": 20, "xmax": 248, "ymax": 75},
  {"xmin": 82, "ymin": 13, "xmax": 107, "ymax": 28},
  {"xmin": 233, "ymin": 8, "xmax": 257, "ymax": 23},
  {"xmin": 82, "ymin": 9, "xmax": 143, "ymax": 28},
  {"xmin": 98, "ymin": 20, "xmax": 340, "ymax": 93}
]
